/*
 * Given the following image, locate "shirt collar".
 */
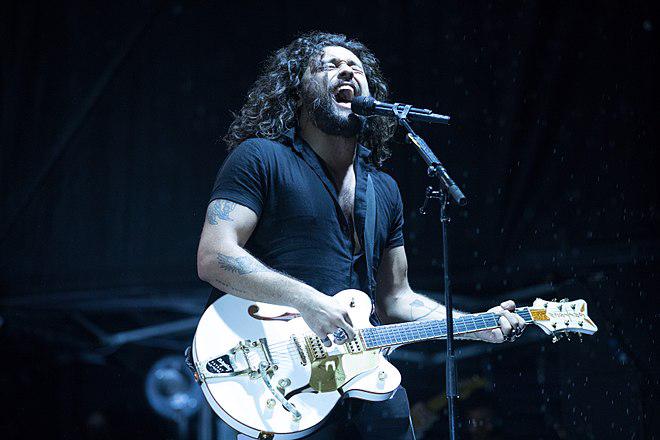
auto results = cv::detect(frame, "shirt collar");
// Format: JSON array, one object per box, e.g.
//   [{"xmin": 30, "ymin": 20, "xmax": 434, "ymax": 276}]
[{"xmin": 280, "ymin": 127, "xmax": 373, "ymax": 162}]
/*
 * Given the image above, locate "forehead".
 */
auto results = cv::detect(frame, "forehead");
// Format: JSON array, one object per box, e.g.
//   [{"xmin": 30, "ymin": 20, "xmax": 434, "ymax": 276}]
[{"xmin": 319, "ymin": 46, "xmax": 363, "ymax": 66}]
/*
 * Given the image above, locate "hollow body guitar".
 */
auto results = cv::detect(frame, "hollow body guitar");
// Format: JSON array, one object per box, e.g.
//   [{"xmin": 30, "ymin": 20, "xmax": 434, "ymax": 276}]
[{"xmin": 192, "ymin": 289, "xmax": 597, "ymax": 439}]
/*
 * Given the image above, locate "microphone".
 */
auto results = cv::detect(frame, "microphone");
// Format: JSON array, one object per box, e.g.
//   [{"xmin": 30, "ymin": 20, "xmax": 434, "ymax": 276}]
[{"xmin": 351, "ymin": 96, "xmax": 450, "ymax": 124}]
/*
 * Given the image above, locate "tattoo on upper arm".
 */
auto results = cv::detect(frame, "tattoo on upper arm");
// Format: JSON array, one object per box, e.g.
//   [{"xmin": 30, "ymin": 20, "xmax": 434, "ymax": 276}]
[
  {"xmin": 216, "ymin": 253, "xmax": 266, "ymax": 275},
  {"xmin": 207, "ymin": 200, "xmax": 237, "ymax": 224}
]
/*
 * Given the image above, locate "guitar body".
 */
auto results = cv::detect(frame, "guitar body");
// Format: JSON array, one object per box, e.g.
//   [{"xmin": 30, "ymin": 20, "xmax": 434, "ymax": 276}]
[
  {"xmin": 192, "ymin": 289, "xmax": 401, "ymax": 439},
  {"xmin": 192, "ymin": 288, "xmax": 598, "ymax": 439}
]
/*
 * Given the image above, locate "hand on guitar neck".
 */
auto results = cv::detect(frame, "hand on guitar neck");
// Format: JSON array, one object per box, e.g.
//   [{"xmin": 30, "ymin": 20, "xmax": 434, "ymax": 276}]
[{"xmin": 467, "ymin": 299, "xmax": 527, "ymax": 343}]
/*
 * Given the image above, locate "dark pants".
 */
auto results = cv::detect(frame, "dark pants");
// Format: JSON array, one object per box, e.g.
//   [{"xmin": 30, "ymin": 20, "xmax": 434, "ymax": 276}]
[
  {"xmin": 230, "ymin": 386, "xmax": 416, "ymax": 440},
  {"xmin": 306, "ymin": 386, "xmax": 416, "ymax": 440}
]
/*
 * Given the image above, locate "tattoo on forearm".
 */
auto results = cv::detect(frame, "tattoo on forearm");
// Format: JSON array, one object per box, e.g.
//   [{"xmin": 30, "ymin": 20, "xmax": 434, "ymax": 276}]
[
  {"xmin": 216, "ymin": 253, "xmax": 266, "ymax": 275},
  {"xmin": 207, "ymin": 200, "xmax": 237, "ymax": 224},
  {"xmin": 214, "ymin": 278, "xmax": 249, "ymax": 295},
  {"xmin": 409, "ymin": 299, "xmax": 441, "ymax": 321}
]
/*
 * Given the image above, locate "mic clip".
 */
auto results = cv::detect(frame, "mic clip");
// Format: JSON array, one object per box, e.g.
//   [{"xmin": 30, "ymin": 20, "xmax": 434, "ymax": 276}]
[
  {"xmin": 419, "ymin": 186, "xmax": 442, "ymax": 216},
  {"xmin": 391, "ymin": 103, "xmax": 413, "ymax": 120}
]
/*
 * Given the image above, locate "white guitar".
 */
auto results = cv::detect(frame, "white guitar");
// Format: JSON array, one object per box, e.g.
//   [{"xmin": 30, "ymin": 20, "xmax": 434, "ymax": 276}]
[{"xmin": 191, "ymin": 289, "xmax": 597, "ymax": 439}]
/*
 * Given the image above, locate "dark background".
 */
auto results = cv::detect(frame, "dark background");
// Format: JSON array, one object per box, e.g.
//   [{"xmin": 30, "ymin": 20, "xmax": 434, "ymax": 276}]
[{"xmin": 1, "ymin": 1, "xmax": 657, "ymax": 439}]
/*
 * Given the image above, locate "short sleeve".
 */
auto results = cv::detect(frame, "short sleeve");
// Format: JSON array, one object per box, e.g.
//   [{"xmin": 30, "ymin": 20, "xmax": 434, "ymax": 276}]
[
  {"xmin": 209, "ymin": 139, "xmax": 268, "ymax": 217},
  {"xmin": 385, "ymin": 180, "xmax": 405, "ymax": 249}
]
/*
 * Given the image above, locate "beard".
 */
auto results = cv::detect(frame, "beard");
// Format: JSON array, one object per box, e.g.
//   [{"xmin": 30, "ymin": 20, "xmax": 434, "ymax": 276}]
[{"xmin": 301, "ymin": 79, "xmax": 364, "ymax": 138}]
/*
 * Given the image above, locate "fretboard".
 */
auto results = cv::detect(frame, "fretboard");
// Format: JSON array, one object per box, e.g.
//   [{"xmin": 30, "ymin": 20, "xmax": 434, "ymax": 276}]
[{"xmin": 360, "ymin": 308, "xmax": 534, "ymax": 349}]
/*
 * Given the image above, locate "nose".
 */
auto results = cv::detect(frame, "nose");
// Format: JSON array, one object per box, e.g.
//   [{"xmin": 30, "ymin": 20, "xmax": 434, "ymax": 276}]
[{"xmin": 337, "ymin": 62, "xmax": 354, "ymax": 81}]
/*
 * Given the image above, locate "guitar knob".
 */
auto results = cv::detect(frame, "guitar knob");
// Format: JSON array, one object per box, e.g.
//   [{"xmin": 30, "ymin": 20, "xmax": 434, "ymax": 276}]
[
  {"xmin": 278, "ymin": 378, "xmax": 291, "ymax": 388},
  {"xmin": 266, "ymin": 398, "xmax": 276, "ymax": 409}
]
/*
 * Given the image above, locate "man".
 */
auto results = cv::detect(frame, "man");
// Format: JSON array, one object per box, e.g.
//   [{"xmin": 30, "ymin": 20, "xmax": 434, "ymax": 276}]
[{"xmin": 196, "ymin": 32, "xmax": 525, "ymax": 439}]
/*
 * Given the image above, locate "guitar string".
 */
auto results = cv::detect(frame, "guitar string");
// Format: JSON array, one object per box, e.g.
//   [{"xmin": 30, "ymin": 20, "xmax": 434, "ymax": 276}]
[
  {"xmin": 225, "ymin": 326, "xmax": 499, "ymax": 363},
  {"xmin": 261, "ymin": 311, "xmax": 529, "ymax": 351},
  {"xmin": 259, "ymin": 327, "xmax": 485, "ymax": 357},
  {"xmin": 234, "ymin": 311, "xmax": 534, "ymax": 357},
  {"xmin": 263, "ymin": 320, "xmax": 496, "ymax": 352},
  {"xmin": 262, "ymin": 318, "xmax": 499, "ymax": 351}
]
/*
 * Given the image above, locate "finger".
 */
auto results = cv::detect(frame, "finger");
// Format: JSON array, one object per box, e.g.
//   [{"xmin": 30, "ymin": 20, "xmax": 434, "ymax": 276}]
[
  {"xmin": 334, "ymin": 314, "xmax": 355, "ymax": 340},
  {"xmin": 341, "ymin": 321, "xmax": 356, "ymax": 341},
  {"xmin": 311, "ymin": 325, "xmax": 333, "ymax": 345},
  {"xmin": 499, "ymin": 315, "xmax": 513, "ymax": 338},
  {"xmin": 501, "ymin": 311, "xmax": 519, "ymax": 332},
  {"xmin": 491, "ymin": 328, "xmax": 504, "ymax": 343},
  {"xmin": 330, "ymin": 326, "xmax": 353, "ymax": 344},
  {"xmin": 321, "ymin": 336, "xmax": 332, "ymax": 347},
  {"xmin": 500, "ymin": 300, "xmax": 515, "ymax": 311},
  {"xmin": 515, "ymin": 314, "xmax": 526, "ymax": 333},
  {"xmin": 343, "ymin": 312, "xmax": 354, "ymax": 327},
  {"xmin": 332, "ymin": 328, "xmax": 348, "ymax": 345}
]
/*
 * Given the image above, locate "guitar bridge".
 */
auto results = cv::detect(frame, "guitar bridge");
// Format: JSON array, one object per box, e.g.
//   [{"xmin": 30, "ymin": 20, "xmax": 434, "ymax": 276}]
[{"xmin": 291, "ymin": 335, "xmax": 307, "ymax": 366}]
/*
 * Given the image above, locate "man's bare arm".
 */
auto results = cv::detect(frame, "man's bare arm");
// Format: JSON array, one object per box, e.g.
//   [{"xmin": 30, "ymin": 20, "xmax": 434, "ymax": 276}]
[
  {"xmin": 197, "ymin": 199, "xmax": 355, "ymax": 344},
  {"xmin": 374, "ymin": 246, "xmax": 452, "ymax": 323},
  {"xmin": 375, "ymin": 246, "xmax": 525, "ymax": 343}
]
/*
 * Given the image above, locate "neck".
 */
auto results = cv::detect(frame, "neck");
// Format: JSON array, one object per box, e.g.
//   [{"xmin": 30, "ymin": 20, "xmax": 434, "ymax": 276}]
[
  {"xmin": 360, "ymin": 308, "xmax": 535, "ymax": 349},
  {"xmin": 299, "ymin": 114, "xmax": 357, "ymax": 177}
]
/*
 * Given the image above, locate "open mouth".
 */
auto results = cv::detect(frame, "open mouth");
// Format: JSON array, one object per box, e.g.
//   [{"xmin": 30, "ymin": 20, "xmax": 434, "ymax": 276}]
[{"xmin": 332, "ymin": 84, "xmax": 355, "ymax": 109}]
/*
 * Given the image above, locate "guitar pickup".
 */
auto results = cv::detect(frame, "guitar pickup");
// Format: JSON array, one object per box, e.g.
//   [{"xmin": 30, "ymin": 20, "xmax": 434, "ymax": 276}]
[
  {"xmin": 305, "ymin": 335, "xmax": 328, "ymax": 360},
  {"xmin": 345, "ymin": 334, "xmax": 365, "ymax": 354}
]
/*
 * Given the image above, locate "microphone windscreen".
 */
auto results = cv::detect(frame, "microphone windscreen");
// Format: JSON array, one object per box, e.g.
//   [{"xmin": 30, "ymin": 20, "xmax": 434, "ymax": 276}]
[{"xmin": 351, "ymin": 96, "xmax": 376, "ymax": 116}]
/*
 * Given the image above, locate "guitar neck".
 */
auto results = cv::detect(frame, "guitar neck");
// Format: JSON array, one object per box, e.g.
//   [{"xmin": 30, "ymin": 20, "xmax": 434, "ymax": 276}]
[{"xmin": 360, "ymin": 308, "xmax": 534, "ymax": 349}]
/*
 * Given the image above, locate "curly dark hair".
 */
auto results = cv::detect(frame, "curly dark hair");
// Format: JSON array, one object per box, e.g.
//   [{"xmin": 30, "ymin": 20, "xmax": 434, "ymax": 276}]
[{"xmin": 223, "ymin": 32, "xmax": 397, "ymax": 166}]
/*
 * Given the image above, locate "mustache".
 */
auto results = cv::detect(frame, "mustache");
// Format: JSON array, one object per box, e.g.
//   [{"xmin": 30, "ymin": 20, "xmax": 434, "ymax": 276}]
[
  {"xmin": 330, "ymin": 80, "xmax": 360, "ymax": 96},
  {"xmin": 301, "ymin": 77, "xmax": 361, "ymax": 114}
]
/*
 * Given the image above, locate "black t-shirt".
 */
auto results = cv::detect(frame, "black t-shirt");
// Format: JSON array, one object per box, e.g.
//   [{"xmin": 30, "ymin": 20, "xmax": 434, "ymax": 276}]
[{"xmin": 205, "ymin": 128, "xmax": 404, "ymax": 306}]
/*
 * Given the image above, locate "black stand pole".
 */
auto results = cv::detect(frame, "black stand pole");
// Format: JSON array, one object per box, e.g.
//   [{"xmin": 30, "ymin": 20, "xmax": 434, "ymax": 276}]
[
  {"xmin": 440, "ymin": 189, "xmax": 458, "ymax": 439},
  {"xmin": 392, "ymin": 105, "xmax": 465, "ymax": 440}
]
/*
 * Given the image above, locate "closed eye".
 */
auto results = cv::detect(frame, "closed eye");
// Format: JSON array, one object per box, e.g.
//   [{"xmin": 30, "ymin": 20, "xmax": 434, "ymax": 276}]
[{"xmin": 322, "ymin": 59, "xmax": 365, "ymax": 74}]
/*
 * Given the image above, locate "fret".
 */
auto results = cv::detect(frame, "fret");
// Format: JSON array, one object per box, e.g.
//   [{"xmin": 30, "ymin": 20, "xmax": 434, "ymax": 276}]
[
  {"xmin": 360, "ymin": 309, "xmax": 532, "ymax": 349},
  {"xmin": 515, "ymin": 307, "xmax": 534, "ymax": 324}
]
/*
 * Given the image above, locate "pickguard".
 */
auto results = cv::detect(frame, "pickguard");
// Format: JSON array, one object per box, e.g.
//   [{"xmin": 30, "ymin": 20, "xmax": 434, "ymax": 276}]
[{"xmin": 308, "ymin": 349, "xmax": 380, "ymax": 392}]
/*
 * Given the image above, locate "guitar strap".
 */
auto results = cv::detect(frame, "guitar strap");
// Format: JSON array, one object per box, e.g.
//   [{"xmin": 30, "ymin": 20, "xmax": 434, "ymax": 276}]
[{"xmin": 365, "ymin": 173, "xmax": 379, "ymax": 325}]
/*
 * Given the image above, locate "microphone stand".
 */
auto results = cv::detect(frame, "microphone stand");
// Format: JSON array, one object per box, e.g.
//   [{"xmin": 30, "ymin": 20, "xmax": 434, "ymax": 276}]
[{"xmin": 391, "ymin": 105, "xmax": 466, "ymax": 440}]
